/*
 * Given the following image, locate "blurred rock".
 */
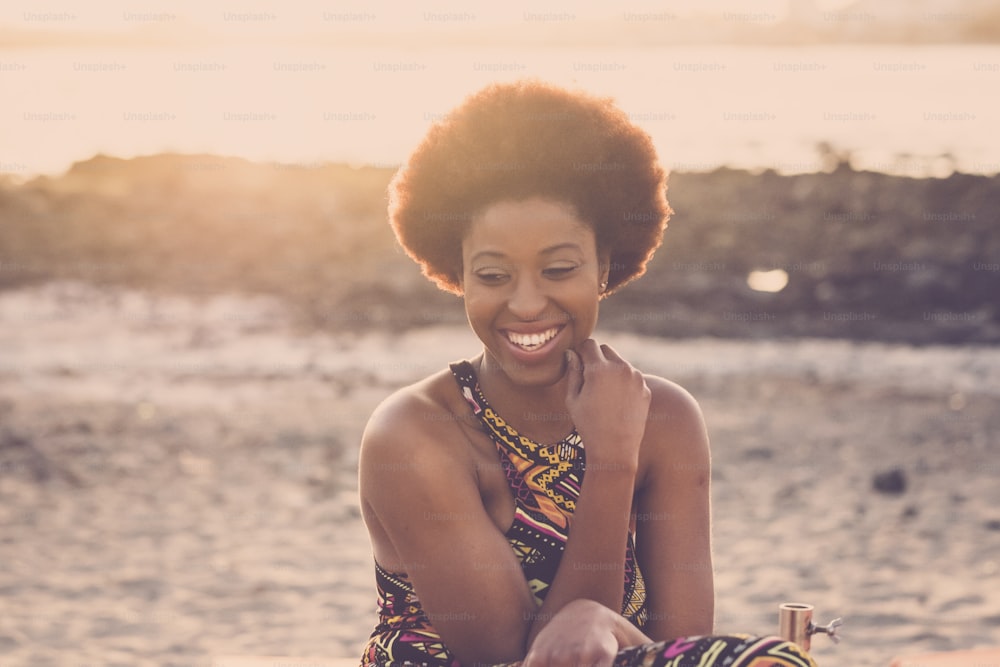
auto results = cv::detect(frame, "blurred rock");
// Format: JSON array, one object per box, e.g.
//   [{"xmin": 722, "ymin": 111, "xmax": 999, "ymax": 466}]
[
  {"xmin": 873, "ymin": 468, "xmax": 908, "ymax": 495},
  {"xmin": 743, "ymin": 447, "xmax": 774, "ymax": 460},
  {"xmin": 2, "ymin": 154, "xmax": 998, "ymax": 343},
  {"xmin": 0, "ymin": 634, "xmax": 20, "ymax": 652}
]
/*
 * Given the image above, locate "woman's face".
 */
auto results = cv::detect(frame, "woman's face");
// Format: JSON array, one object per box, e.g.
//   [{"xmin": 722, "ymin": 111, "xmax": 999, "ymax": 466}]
[{"xmin": 461, "ymin": 197, "xmax": 608, "ymax": 388}]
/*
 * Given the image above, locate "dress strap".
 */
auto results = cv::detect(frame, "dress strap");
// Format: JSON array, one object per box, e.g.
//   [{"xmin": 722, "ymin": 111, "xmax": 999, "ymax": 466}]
[
  {"xmin": 448, "ymin": 360, "xmax": 484, "ymax": 416},
  {"xmin": 448, "ymin": 360, "xmax": 582, "ymax": 458}
]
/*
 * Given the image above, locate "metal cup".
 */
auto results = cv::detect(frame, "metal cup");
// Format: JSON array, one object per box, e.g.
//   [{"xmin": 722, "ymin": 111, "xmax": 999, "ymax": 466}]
[
  {"xmin": 779, "ymin": 602, "xmax": 843, "ymax": 651},
  {"xmin": 779, "ymin": 602, "xmax": 816, "ymax": 650}
]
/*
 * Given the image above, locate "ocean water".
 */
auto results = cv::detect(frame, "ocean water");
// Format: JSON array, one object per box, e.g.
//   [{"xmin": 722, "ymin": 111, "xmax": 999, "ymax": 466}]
[{"xmin": 1, "ymin": 43, "xmax": 998, "ymax": 178}]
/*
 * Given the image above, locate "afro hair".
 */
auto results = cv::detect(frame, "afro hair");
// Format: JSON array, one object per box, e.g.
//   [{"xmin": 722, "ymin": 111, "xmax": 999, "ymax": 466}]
[{"xmin": 388, "ymin": 80, "xmax": 671, "ymax": 295}]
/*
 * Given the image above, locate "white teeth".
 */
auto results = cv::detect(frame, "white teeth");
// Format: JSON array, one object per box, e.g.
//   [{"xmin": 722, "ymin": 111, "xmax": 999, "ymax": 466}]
[{"xmin": 507, "ymin": 327, "xmax": 559, "ymax": 350}]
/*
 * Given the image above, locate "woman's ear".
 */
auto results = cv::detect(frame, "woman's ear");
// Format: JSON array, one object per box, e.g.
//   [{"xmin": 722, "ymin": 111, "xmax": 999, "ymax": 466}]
[{"xmin": 598, "ymin": 252, "xmax": 612, "ymax": 289}]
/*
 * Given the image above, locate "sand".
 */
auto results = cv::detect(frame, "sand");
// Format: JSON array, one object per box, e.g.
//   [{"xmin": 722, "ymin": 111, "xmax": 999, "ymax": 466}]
[{"xmin": 1, "ymin": 281, "xmax": 998, "ymax": 667}]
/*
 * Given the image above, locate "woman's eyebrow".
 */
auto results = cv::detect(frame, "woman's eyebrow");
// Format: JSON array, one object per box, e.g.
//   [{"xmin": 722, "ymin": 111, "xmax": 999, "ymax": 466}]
[
  {"xmin": 540, "ymin": 242, "xmax": 583, "ymax": 255},
  {"xmin": 469, "ymin": 250, "xmax": 507, "ymax": 263},
  {"xmin": 470, "ymin": 243, "xmax": 583, "ymax": 264}
]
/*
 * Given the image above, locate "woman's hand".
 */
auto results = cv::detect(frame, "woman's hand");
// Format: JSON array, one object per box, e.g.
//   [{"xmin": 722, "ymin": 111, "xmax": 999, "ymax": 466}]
[
  {"xmin": 565, "ymin": 340, "xmax": 651, "ymax": 472},
  {"xmin": 523, "ymin": 599, "xmax": 651, "ymax": 667},
  {"xmin": 521, "ymin": 342, "xmax": 652, "ymax": 650}
]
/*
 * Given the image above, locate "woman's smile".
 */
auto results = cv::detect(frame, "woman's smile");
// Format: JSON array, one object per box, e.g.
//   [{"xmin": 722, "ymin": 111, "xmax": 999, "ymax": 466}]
[
  {"xmin": 504, "ymin": 325, "xmax": 563, "ymax": 351},
  {"xmin": 501, "ymin": 323, "xmax": 567, "ymax": 360}
]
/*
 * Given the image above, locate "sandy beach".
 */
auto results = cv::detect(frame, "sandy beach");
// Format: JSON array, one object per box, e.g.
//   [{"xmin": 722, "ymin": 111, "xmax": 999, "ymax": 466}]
[{"xmin": 1, "ymin": 281, "xmax": 998, "ymax": 667}]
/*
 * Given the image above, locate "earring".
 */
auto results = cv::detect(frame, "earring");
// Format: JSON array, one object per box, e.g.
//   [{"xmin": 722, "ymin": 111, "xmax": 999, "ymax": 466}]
[{"xmin": 599, "ymin": 280, "xmax": 608, "ymax": 292}]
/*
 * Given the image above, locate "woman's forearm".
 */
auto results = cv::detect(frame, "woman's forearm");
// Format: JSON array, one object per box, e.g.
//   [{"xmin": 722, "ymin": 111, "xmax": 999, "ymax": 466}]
[{"xmin": 526, "ymin": 464, "xmax": 637, "ymax": 646}]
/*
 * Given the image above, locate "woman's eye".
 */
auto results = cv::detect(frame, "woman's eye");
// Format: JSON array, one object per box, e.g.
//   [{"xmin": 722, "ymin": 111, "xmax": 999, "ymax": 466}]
[
  {"xmin": 475, "ymin": 272, "xmax": 508, "ymax": 284},
  {"xmin": 543, "ymin": 265, "xmax": 578, "ymax": 278}
]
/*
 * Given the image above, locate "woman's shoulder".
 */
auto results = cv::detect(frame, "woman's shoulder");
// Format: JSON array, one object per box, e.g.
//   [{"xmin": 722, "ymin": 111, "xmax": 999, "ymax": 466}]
[
  {"xmin": 360, "ymin": 363, "xmax": 477, "ymax": 463},
  {"xmin": 638, "ymin": 373, "xmax": 711, "ymax": 467},
  {"xmin": 642, "ymin": 374, "xmax": 704, "ymax": 425}
]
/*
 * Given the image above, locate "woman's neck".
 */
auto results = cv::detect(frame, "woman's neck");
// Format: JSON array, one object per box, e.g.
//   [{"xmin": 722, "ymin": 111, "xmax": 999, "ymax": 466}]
[{"xmin": 473, "ymin": 353, "xmax": 575, "ymax": 444}]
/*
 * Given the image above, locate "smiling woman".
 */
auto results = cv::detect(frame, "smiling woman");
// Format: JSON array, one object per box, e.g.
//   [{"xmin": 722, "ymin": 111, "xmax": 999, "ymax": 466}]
[{"xmin": 357, "ymin": 80, "xmax": 817, "ymax": 667}]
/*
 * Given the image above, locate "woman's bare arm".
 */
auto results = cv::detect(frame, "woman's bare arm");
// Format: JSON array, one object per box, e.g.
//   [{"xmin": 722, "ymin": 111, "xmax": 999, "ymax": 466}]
[
  {"xmin": 360, "ymin": 389, "xmax": 538, "ymax": 665},
  {"xmin": 634, "ymin": 376, "xmax": 715, "ymax": 640}
]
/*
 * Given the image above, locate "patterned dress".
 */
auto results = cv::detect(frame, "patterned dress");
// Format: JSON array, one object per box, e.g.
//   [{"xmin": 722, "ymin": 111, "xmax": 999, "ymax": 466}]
[{"xmin": 360, "ymin": 361, "xmax": 817, "ymax": 667}]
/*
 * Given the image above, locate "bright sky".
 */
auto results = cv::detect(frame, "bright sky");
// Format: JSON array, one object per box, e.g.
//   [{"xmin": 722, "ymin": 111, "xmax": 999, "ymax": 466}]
[
  {"xmin": 3, "ymin": 0, "xmax": 995, "ymax": 179},
  {"xmin": 0, "ymin": 0, "xmax": 822, "ymax": 37}
]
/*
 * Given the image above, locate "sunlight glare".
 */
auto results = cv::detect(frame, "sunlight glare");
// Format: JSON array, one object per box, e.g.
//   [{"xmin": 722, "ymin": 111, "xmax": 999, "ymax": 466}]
[{"xmin": 747, "ymin": 269, "xmax": 789, "ymax": 293}]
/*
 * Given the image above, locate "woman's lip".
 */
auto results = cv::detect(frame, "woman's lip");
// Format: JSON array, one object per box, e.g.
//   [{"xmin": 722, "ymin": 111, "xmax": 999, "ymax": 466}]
[{"xmin": 500, "ymin": 323, "xmax": 567, "ymax": 335}]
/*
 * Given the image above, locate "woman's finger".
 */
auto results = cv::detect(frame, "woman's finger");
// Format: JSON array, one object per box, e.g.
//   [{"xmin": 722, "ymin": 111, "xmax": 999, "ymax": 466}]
[
  {"xmin": 564, "ymin": 349, "xmax": 584, "ymax": 398},
  {"xmin": 598, "ymin": 343, "xmax": 626, "ymax": 365}
]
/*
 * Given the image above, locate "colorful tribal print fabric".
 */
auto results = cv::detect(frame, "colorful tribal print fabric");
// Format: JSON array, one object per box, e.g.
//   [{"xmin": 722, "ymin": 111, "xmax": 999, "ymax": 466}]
[
  {"xmin": 361, "ymin": 562, "xmax": 461, "ymax": 667},
  {"xmin": 608, "ymin": 635, "xmax": 816, "ymax": 667},
  {"xmin": 449, "ymin": 361, "xmax": 648, "ymax": 622}
]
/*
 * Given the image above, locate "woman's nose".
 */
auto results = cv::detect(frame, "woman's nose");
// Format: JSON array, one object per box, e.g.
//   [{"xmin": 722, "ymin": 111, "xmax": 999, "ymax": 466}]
[{"xmin": 507, "ymin": 276, "xmax": 547, "ymax": 319}]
